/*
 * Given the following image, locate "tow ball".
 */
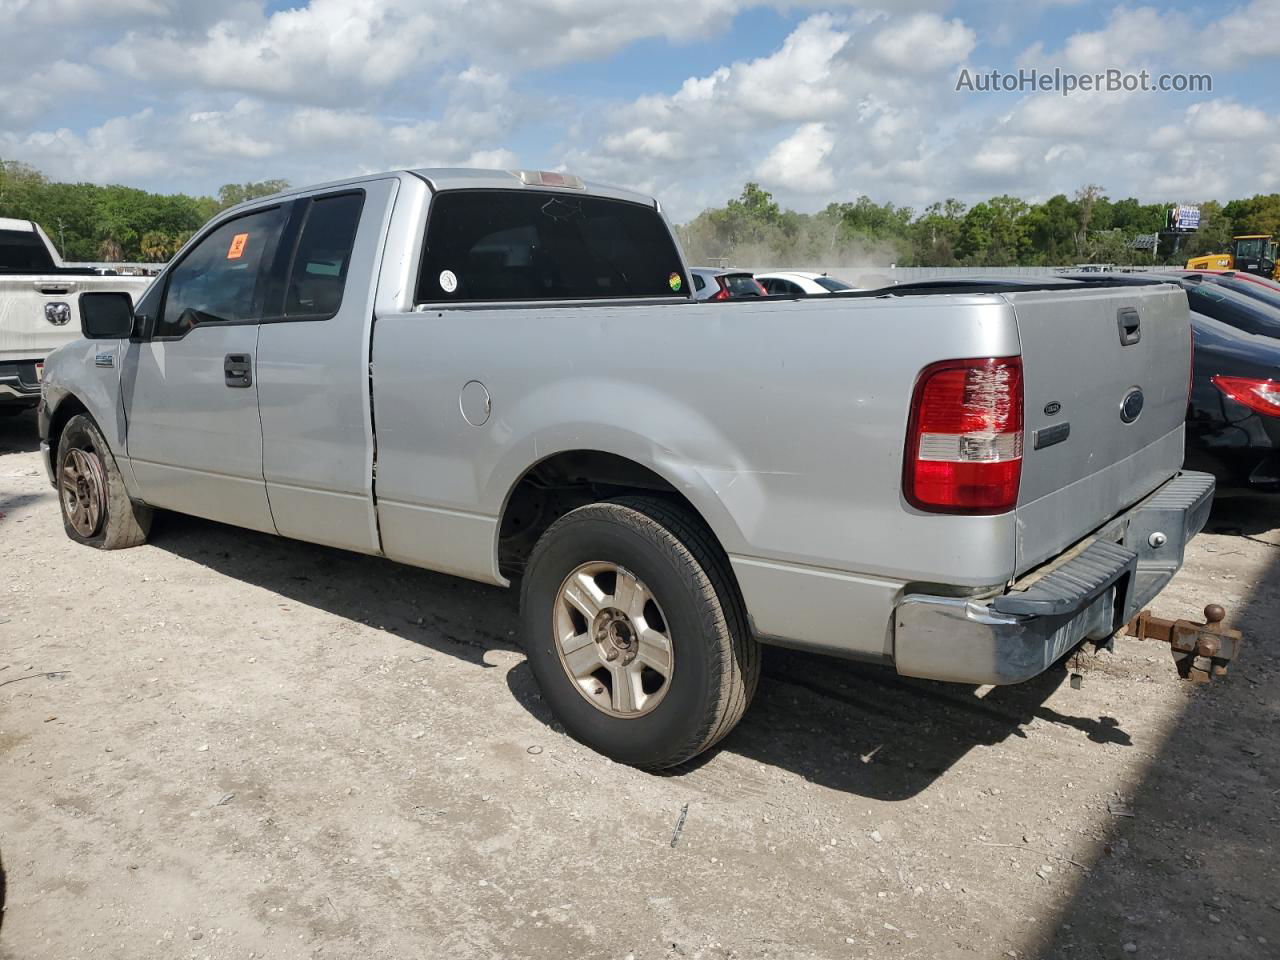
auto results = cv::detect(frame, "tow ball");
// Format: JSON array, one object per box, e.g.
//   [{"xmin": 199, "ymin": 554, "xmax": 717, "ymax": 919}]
[{"xmin": 1124, "ymin": 604, "xmax": 1244, "ymax": 684}]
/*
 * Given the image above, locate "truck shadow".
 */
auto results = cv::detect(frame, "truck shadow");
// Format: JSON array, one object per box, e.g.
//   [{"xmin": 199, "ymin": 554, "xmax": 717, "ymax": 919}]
[
  {"xmin": 152, "ymin": 511, "xmax": 1105, "ymax": 803},
  {"xmin": 0, "ymin": 409, "xmax": 40, "ymax": 455},
  {"xmin": 1028, "ymin": 495, "xmax": 1280, "ymax": 958}
]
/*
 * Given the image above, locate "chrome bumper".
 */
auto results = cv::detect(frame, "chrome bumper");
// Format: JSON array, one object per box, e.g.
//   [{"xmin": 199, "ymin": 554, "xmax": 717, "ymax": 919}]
[
  {"xmin": 0, "ymin": 362, "xmax": 41, "ymax": 404},
  {"xmin": 893, "ymin": 471, "xmax": 1216, "ymax": 685}
]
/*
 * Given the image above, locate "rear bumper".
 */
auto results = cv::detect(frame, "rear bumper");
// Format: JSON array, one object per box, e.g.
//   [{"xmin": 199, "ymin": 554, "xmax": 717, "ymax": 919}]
[
  {"xmin": 0, "ymin": 361, "xmax": 41, "ymax": 406},
  {"xmin": 893, "ymin": 471, "xmax": 1215, "ymax": 685}
]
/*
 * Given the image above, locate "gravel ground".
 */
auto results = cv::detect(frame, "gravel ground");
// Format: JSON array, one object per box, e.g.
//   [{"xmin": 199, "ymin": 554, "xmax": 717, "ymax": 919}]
[{"xmin": 1, "ymin": 408, "xmax": 1277, "ymax": 960}]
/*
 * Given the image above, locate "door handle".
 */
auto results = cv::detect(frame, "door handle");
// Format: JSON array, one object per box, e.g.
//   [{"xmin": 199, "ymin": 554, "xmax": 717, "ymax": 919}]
[
  {"xmin": 36, "ymin": 283, "xmax": 72, "ymax": 295},
  {"xmin": 1117, "ymin": 307, "xmax": 1141, "ymax": 346},
  {"xmin": 224, "ymin": 353, "xmax": 252, "ymax": 388}
]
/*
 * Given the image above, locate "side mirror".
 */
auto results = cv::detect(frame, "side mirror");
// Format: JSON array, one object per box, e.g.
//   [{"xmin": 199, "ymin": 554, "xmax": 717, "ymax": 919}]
[{"xmin": 79, "ymin": 291, "xmax": 136, "ymax": 339}]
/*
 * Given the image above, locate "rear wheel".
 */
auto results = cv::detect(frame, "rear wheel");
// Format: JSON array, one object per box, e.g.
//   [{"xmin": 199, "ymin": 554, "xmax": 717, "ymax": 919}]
[
  {"xmin": 56, "ymin": 414, "xmax": 151, "ymax": 549},
  {"xmin": 520, "ymin": 496, "xmax": 759, "ymax": 769}
]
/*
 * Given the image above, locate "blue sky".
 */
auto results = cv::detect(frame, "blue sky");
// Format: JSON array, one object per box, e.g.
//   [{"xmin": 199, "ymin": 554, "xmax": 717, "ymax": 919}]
[{"xmin": 2, "ymin": 1, "xmax": 1278, "ymax": 220}]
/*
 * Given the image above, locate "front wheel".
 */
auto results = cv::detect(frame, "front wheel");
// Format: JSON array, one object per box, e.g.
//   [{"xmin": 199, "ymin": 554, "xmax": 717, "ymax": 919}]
[
  {"xmin": 520, "ymin": 496, "xmax": 759, "ymax": 769},
  {"xmin": 56, "ymin": 413, "xmax": 152, "ymax": 549}
]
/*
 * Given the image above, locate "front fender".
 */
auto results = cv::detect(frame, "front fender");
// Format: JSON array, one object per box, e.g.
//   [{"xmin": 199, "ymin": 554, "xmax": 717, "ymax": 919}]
[{"xmin": 40, "ymin": 338, "xmax": 137, "ymax": 495}]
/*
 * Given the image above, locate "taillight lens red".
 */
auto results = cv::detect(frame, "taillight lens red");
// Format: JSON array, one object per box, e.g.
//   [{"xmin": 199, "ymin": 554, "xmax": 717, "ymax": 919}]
[
  {"xmin": 904, "ymin": 356, "xmax": 1024, "ymax": 514},
  {"xmin": 753, "ymin": 279, "xmax": 768, "ymax": 296},
  {"xmin": 710, "ymin": 277, "xmax": 730, "ymax": 301},
  {"xmin": 1211, "ymin": 374, "xmax": 1280, "ymax": 417}
]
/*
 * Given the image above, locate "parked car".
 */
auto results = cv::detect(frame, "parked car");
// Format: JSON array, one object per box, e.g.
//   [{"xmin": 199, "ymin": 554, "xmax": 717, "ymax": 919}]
[
  {"xmin": 1167, "ymin": 275, "xmax": 1280, "ymax": 340},
  {"xmin": 1175, "ymin": 270, "xmax": 1280, "ymax": 312},
  {"xmin": 1187, "ymin": 308, "xmax": 1280, "ymax": 492},
  {"xmin": 689, "ymin": 267, "xmax": 766, "ymax": 300},
  {"xmin": 1, "ymin": 217, "xmax": 152, "ymax": 416},
  {"xmin": 755, "ymin": 270, "xmax": 856, "ymax": 296},
  {"xmin": 41, "ymin": 168, "xmax": 1214, "ymax": 770}
]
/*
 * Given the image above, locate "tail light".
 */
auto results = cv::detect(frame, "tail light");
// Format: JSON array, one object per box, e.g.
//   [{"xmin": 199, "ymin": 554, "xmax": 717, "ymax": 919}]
[
  {"xmin": 904, "ymin": 356, "xmax": 1024, "ymax": 514},
  {"xmin": 710, "ymin": 277, "xmax": 730, "ymax": 301},
  {"xmin": 752, "ymin": 279, "xmax": 768, "ymax": 296},
  {"xmin": 1211, "ymin": 375, "xmax": 1280, "ymax": 417}
]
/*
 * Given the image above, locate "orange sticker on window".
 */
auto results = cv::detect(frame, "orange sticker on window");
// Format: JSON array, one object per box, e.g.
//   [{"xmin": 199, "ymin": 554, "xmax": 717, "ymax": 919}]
[{"xmin": 227, "ymin": 233, "xmax": 249, "ymax": 259}]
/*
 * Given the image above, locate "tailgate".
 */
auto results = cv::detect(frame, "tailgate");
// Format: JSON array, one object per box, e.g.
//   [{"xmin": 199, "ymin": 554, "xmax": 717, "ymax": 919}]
[
  {"xmin": 0, "ymin": 274, "xmax": 151, "ymax": 364},
  {"xmin": 0, "ymin": 275, "xmax": 83, "ymax": 364},
  {"xmin": 1008, "ymin": 283, "xmax": 1191, "ymax": 574}
]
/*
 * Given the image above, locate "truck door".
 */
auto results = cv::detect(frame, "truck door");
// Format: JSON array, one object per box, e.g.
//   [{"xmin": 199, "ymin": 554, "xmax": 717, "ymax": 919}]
[
  {"xmin": 121, "ymin": 203, "xmax": 290, "ymax": 532},
  {"xmin": 254, "ymin": 179, "xmax": 397, "ymax": 553}
]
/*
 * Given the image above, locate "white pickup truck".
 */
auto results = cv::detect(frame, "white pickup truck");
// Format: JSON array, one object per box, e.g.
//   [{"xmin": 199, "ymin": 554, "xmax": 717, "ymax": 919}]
[
  {"xmin": 0, "ymin": 217, "xmax": 152, "ymax": 415},
  {"xmin": 38, "ymin": 169, "xmax": 1222, "ymax": 769}
]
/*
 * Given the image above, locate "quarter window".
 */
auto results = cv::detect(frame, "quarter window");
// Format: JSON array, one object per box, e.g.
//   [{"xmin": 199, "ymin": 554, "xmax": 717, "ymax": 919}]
[
  {"xmin": 416, "ymin": 189, "xmax": 689, "ymax": 303},
  {"xmin": 284, "ymin": 192, "xmax": 365, "ymax": 318},
  {"xmin": 156, "ymin": 206, "xmax": 286, "ymax": 339}
]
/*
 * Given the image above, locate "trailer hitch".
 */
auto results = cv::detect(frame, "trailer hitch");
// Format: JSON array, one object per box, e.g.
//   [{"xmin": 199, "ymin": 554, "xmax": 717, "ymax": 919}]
[{"xmin": 1124, "ymin": 604, "xmax": 1243, "ymax": 684}]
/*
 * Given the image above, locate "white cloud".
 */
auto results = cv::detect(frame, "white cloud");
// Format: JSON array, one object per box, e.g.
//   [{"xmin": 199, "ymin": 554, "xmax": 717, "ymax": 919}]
[
  {"xmin": 1055, "ymin": 6, "xmax": 1188, "ymax": 71},
  {"xmin": 0, "ymin": 0, "xmax": 1277, "ymax": 222},
  {"xmin": 869, "ymin": 13, "xmax": 976, "ymax": 73},
  {"xmin": 756, "ymin": 123, "xmax": 836, "ymax": 192},
  {"xmin": 1184, "ymin": 99, "xmax": 1273, "ymax": 140},
  {"xmin": 1200, "ymin": 0, "xmax": 1280, "ymax": 65}
]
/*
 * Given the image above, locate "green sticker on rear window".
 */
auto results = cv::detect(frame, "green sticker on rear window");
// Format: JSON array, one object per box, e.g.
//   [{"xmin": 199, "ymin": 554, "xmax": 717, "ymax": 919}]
[{"xmin": 668, "ymin": 272, "xmax": 682, "ymax": 292}]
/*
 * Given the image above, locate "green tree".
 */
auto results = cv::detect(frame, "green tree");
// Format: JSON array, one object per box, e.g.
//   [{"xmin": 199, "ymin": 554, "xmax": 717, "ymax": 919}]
[
  {"xmin": 216, "ymin": 179, "xmax": 290, "ymax": 211},
  {"xmin": 1021, "ymin": 194, "xmax": 1079, "ymax": 264}
]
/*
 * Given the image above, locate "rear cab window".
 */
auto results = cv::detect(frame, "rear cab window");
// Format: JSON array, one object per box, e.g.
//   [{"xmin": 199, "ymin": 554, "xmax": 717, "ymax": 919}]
[
  {"xmin": 0, "ymin": 228, "xmax": 55, "ymax": 272},
  {"xmin": 416, "ymin": 189, "xmax": 689, "ymax": 303}
]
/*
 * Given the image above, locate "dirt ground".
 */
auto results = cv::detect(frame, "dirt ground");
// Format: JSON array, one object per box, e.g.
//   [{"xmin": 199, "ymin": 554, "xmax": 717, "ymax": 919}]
[{"xmin": 1, "ymin": 408, "xmax": 1277, "ymax": 960}]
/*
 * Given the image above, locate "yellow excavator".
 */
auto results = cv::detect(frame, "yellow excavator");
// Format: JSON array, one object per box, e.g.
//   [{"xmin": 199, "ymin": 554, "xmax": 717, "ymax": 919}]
[{"xmin": 1186, "ymin": 234, "xmax": 1279, "ymax": 280}]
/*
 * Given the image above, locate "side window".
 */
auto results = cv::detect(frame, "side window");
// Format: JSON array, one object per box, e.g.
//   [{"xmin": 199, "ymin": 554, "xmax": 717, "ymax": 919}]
[
  {"xmin": 416, "ymin": 189, "xmax": 690, "ymax": 303},
  {"xmin": 284, "ymin": 192, "xmax": 365, "ymax": 318},
  {"xmin": 155, "ymin": 206, "xmax": 286, "ymax": 339},
  {"xmin": 693, "ymin": 273, "xmax": 706, "ymax": 292}
]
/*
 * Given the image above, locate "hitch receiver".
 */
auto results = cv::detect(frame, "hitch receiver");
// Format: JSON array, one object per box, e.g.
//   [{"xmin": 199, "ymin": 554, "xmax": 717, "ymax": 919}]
[{"xmin": 1124, "ymin": 604, "xmax": 1243, "ymax": 684}]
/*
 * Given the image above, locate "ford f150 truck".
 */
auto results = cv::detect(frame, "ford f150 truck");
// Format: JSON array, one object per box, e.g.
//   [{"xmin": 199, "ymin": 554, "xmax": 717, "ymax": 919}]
[
  {"xmin": 38, "ymin": 169, "xmax": 1216, "ymax": 769},
  {"xmin": 1, "ymin": 217, "xmax": 152, "ymax": 414}
]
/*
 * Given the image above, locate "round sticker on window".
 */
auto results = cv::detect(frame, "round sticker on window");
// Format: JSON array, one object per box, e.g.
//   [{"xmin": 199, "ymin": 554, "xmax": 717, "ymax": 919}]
[
  {"xmin": 668, "ymin": 272, "xmax": 683, "ymax": 292},
  {"xmin": 439, "ymin": 269, "xmax": 458, "ymax": 294}
]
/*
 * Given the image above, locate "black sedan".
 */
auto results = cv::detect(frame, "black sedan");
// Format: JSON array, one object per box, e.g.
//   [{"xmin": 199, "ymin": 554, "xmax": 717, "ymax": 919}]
[{"xmin": 1187, "ymin": 310, "xmax": 1280, "ymax": 492}]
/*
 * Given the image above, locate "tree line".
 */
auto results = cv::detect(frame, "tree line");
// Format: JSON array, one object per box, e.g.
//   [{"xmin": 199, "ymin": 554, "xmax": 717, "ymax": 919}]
[
  {"xmin": 4, "ymin": 158, "xmax": 1280, "ymax": 268},
  {"xmin": 0, "ymin": 159, "xmax": 288, "ymax": 262},
  {"xmin": 678, "ymin": 182, "xmax": 1280, "ymax": 269}
]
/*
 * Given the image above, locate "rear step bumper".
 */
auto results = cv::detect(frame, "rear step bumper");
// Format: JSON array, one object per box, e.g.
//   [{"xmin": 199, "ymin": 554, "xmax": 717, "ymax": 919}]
[
  {"xmin": 0, "ymin": 361, "xmax": 42, "ymax": 405},
  {"xmin": 893, "ymin": 471, "xmax": 1215, "ymax": 685}
]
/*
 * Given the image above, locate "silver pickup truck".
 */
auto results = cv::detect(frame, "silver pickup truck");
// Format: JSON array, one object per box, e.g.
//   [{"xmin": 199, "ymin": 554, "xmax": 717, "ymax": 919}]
[{"xmin": 38, "ymin": 168, "xmax": 1215, "ymax": 769}]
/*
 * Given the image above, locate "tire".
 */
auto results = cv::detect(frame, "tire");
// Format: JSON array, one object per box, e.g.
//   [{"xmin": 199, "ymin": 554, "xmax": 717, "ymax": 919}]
[
  {"xmin": 56, "ymin": 413, "xmax": 152, "ymax": 549},
  {"xmin": 520, "ymin": 496, "xmax": 759, "ymax": 769}
]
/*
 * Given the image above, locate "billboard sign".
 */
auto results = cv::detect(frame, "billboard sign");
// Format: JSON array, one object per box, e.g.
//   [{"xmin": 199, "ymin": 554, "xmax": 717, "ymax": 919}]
[{"xmin": 1168, "ymin": 204, "xmax": 1201, "ymax": 231}]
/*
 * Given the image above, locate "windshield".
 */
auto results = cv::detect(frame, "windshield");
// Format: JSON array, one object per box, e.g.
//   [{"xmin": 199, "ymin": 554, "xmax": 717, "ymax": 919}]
[
  {"xmin": 0, "ymin": 228, "xmax": 55, "ymax": 272},
  {"xmin": 1235, "ymin": 238, "xmax": 1268, "ymax": 260},
  {"xmin": 1187, "ymin": 283, "xmax": 1280, "ymax": 339},
  {"xmin": 815, "ymin": 276, "xmax": 854, "ymax": 292}
]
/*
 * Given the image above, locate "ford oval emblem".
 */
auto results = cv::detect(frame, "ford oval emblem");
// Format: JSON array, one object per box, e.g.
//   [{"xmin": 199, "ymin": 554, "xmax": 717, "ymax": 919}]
[
  {"xmin": 1120, "ymin": 387, "xmax": 1144, "ymax": 423},
  {"xmin": 1043, "ymin": 401, "xmax": 1062, "ymax": 416}
]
